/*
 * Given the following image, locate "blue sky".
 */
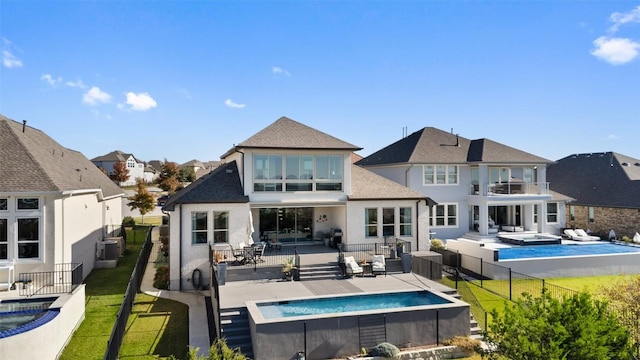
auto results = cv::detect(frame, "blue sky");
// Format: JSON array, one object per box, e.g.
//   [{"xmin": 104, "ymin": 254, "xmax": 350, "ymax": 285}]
[{"xmin": 1, "ymin": 1, "xmax": 639, "ymax": 164}]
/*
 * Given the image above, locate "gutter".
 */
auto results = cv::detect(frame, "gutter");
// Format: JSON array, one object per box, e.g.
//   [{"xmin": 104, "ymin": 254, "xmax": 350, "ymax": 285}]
[{"xmin": 180, "ymin": 204, "xmax": 183, "ymax": 291}]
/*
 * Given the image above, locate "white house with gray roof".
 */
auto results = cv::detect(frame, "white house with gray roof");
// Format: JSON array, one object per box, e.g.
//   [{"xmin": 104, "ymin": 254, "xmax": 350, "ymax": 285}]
[
  {"xmin": 357, "ymin": 127, "xmax": 572, "ymax": 240},
  {"xmin": 91, "ymin": 150, "xmax": 150, "ymax": 186},
  {"xmin": 0, "ymin": 115, "xmax": 124, "ymax": 281},
  {"xmin": 162, "ymin": 117, "xmax": 434, "ymax": 290}
]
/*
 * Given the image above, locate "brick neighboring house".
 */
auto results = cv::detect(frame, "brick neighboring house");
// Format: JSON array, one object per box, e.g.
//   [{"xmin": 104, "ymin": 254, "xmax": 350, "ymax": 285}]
[
  {"xmin": 91, "ymin": 150, "xmax": 149, "ymax": 186},
  {"xmin": 547, "ymin": 152, "xmax": 640, "ymax": 239}
]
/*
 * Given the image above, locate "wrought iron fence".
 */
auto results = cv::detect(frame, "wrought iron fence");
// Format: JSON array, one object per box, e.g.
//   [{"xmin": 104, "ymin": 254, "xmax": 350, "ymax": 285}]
[
  {"xmin": 17, "ymin": 263, "xmax": 83, "ymax": 297},
  {"xmin": 103, "ymin": 226, "xmax": 153, "ymax": 360}
]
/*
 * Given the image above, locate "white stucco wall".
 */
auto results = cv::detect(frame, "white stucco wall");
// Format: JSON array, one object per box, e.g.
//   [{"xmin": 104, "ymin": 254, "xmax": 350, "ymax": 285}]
[{"xmin": 168, "ymin": 202, "xmax": 251, "ymax": 291}]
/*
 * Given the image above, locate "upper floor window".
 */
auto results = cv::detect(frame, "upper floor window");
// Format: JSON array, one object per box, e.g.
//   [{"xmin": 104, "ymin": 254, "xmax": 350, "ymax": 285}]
[
  {"xmin": 254, "ymin": 154, "xmax": 343, "ymax": 192},
  {"xmin": 423, "ymin": 165, "xmax": 458, "ymax": 185},
  {"xmin": 191, "ymin": 212, "xmax": 208, "ymax": 245},
  {"xmin": 523, "ymin": 167, "xmax": 534, "ymax": 183},
  {"xmin": 127, "ymin": 159, "xmax": 136, "ymax": 168},
  {"xmin": 0, "ymin": 198, "xmax": 7, "ymax": 211},
  {"xmin": 490, "ymin": 167, "xmax": 510, "ymax": 184},
  {"xmin": 430, "ymin": 203, "xmax": 458, "ymax": 227},
  {"xmin": 213, "ymin": 211, "xmax": 229, "ymax": 244}
]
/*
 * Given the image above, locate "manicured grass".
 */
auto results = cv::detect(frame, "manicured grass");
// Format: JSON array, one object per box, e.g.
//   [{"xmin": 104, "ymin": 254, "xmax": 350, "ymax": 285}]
[
  {"xmin": 135, "ymin": 215, "xmax": 164, "ymax": 226},
  {"xmin": 60, "ymin": 228, "xmax": 189, "ymax": 360},
  {"xmin": 545, "ymin": 274, "xmax": 637, "ymax": 294}
]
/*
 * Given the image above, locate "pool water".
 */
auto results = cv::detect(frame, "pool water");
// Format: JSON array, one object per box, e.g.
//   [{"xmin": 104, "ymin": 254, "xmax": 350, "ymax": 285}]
[
  {"xmin": 0, "ymin": 297, "xmax": 57, "ymax": 338},
  {"xmin": 498, "ymin": 243, "xmax": 640, "ymax": 260},
  {"xmin": 258, "ymin": 291, "xmax": 450, "ymax": 319}
]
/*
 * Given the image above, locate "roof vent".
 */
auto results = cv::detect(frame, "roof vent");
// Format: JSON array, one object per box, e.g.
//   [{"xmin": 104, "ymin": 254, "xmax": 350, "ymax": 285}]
[
  {"xmin": 635, "ymin": 162, "xmax": 640, "ymax": 167},
  {"xmin": 225, "ymin": 169, "xmax": 233, "ymax": 174},
  {"xmin": 622, "ymin": 162, "xmax": 629, "ymax": 166}
]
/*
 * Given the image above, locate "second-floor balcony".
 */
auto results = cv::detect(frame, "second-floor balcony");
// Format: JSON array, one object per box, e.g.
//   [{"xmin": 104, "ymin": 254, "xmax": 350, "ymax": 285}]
[{"xmin": 470, "ymin": 182, "xmax": 549, "ymax": 196}]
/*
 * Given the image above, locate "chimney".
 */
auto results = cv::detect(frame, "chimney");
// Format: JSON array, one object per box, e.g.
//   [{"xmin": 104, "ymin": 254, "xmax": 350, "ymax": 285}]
[{"xmin": 22, "ymin": 120, "xmax": 27, "ymax": 133}]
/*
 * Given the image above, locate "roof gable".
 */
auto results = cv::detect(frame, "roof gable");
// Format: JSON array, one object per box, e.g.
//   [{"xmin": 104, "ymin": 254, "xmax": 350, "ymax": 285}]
[
  {"xmin": 349, "ymin": 164, "xmax": 433, "ymax": 202},
  {"xmin": 223, "ymin": 117, "xmax": 361, "ymax": 158},
  {"xmin": 0, "ymin": 115, "xmax": 123, "ymax": 198},
  {"xmin": 357, "ymin": 127, "xmax": 551, "ymax": 166},
  {"xmin": 162, "ymin": 160, "xmax": 249, "ymax": 210}
]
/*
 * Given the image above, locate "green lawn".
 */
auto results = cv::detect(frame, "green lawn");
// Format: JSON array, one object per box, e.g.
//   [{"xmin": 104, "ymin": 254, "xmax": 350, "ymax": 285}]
[{"xmin": 60, "ymin": 227, "xmax": 189, "ymax": 360}]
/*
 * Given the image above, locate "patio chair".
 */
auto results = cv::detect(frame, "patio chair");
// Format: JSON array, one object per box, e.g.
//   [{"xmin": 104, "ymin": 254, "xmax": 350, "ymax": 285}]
[
  {"xmin": 344, "ymin": 256, "xmax": 363, "ymax": 277},
  {"xmin": 574, "ymin": 229, "xmax": 600, "ymax": 241},
  {"xmin": 371, "ymin": 254, "xmax": 386, "ymax": 276},
  {"xmin": 564, "ymin": 229, "xmax": 597, "ymax": 241},
  {"xmin": 232, "ymin": 242, "xmax": 247, "ymax": 264},
  {"xmin": 253, "ymin": 242, "xmax": 266, "ymax": 262}
]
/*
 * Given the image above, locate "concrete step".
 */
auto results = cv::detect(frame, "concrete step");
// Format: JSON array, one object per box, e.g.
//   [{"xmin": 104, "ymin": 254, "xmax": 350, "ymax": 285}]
[{"xmin": 220, "ymin": 306, "xmax": 253, "ymax": 358}]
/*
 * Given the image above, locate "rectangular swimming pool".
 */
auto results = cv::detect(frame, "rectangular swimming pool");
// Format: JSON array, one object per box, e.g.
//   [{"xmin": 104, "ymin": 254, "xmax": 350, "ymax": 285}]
[
  {"xmin": 257, "ymin": 291, "xmax": 451, "ymax": 319},
  {"xmin": 498, "ymin": 243, "xmax": 640, "ymax": 260}
]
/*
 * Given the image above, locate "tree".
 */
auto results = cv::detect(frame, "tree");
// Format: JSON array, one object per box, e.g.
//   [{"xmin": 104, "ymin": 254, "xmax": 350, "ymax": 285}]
[
  {"xmin": 482, "ymin": 291, "xmax": 631, "ymax": 360},
  {"xmin": 178, "ymin": 166, "xmax": 196, "ymax": 183},
  {"xmin": 601, "ymin": 276, "xmax": 640, "ymax": 347},
  {"xmin": 111, "ymin": 160, "xmax": 130, "ymax": 184},
  {"xmin": 158, "ymin": 159, "xmax": 180, "ymax": 193},
  {"xmin": 127, "ymin": 178, "xmax": 155, "ymax": 224}
]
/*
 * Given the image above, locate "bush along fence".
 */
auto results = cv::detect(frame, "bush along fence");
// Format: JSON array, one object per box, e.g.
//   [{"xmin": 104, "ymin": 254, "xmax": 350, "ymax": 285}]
[{"xmin": 103, "ymin": 226, "xmax": 153, "ymax": 360}]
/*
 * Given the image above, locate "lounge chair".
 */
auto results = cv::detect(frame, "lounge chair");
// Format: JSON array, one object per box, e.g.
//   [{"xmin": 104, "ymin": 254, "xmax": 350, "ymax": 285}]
[
  {"xmin": 344, "ymin": 256, "xmax": 363, "ymax": 277},
  {"xmin": 564, "ymin": 229, "xmax": 598, "ymax": 241},
  {"xmin": 574, "ymin": 229, "xmax": 600, "ymax": 241},
  {"xmin": 371, "ymin": 254, "xmax": 386, "ymax": 276}
]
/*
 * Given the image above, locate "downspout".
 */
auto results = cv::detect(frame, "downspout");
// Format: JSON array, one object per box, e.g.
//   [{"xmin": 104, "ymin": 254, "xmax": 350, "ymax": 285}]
[
  {"xmin": 415, "ymin": 200, "xmax": 420, "ymax": 251},
  {"xmin": 179, "ymin": 204, "xmax": 183, "ymax": 291},
  {"xmin": 404, "ymin": 164, "xmax": 413, "ymax": 187}
]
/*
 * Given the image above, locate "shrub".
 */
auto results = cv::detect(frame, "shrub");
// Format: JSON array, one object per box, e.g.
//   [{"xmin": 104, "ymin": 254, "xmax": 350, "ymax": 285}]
[
  {"xmin": 122, "ymin": 216, "xmax": 136, "ymax": 227},
  {"xmin": 622, "ymin": 235, "xmax": 632, "ymax": 243},
  {"xmin": 370, "ymin": 342, "xmax": 400, "ymax": 357},
  {"xmin": 442, "ymin": 336, "xmax": 481, "ymax": 353},
  {"xmin": 153, "ymin": 266, "xmax": 169, "ymax": 289},
  {"xmin": 430, "ymin": 238, "xmax": 445, "ymax": 251}
]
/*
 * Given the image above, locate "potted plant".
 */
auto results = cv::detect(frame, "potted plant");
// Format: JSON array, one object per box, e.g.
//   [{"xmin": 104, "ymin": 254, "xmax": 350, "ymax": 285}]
[
  {"xmin": 396, "ymin": 242, "xmax": 404, "ymax": 257},
  {"xmin": 282, "ymin": 257, "xmax": 295, "ymax": 281},
  {"xmin": 214, "ymin": 251, "xmax": 228, "ymax": 285}
]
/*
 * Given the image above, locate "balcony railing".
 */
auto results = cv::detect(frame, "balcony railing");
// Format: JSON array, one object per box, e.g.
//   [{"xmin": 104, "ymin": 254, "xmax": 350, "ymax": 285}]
[
  {"xmin": 470, "ymin": 182, "xmax": 549, "ymax": 196},
  {"xmin": 17, "ymin": 263, "xmax": 83, "ymax": 297}
]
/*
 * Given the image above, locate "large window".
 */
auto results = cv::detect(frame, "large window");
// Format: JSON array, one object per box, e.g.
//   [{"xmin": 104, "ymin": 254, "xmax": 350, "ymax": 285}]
[
  {"xmin": 213, "ymin": 211, "xmax": 228, "ymax": 244},
  {"xmin": 382, "ymin": 208, "xmax": 395, "ymax": 236},
  {"xmin": 0, "ymin": 219, "xmax": 7, "ymax": 260},
  {"xmin": 17, "ymin": 218, "xmax": 39, "ymax": 258},
  {"xmin": 423, "ymin": 165, "xmax": 458, "ymax": 185},
  {"xmin": 127, "ymin": 159, "xmax": 135, "ymax": 168},
  {"xmin": 489, "ymin": 167, "xmax": 510, "ymax": 184},
  {"xmin": 191, "ymin": 212, "xmax": 208, "ymax": 245},
  {"xmin": 400, "ymin": 207, "xmax": 412, "ymax": 236},
  {"xmin": 254, "ymin": 154, "xmax": 343, "ymax": 192},
  {"xmin": 431, "ymin": 204, "xmax": 457, "ymax": 227},
  {"xmin": 365, "ymin": 208, "xmax": 378, "ymax": 237},
  {"xmin": 547, "ymin": 202, "xmax": 558, "ymax": 223}
]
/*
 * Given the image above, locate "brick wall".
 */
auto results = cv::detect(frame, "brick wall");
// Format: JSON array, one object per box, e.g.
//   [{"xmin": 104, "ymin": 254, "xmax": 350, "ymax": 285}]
[{"xmin": 566, "ymin": 205, "xmax": 640, "ymax": 239}]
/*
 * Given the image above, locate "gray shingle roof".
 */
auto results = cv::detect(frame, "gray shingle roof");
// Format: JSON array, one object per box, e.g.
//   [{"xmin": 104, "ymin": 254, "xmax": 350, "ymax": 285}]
[
  {"xmin": 547, "ymin": 152, "xmax": 640, "ymax": 209},
  {"xmin": 350, "ymin": 164, "xmax": 435, "ymax": 204},
  {"xmin": 162, "ymin": 161, "xmax": 249, "ymax": 211},
  {"xmin": 222, "ymin": 117, "xmax": 362, "ymax": 158},
  {"xmin": 357, "ymin": 127, "xmax": 552, "ymax": 166},
  {"xmin": 0, "ymin": 115, "xmax": 123, "ymax": 198},
  {"xmin": 91, "ymin": 150, "xmax": 139, "ymax": 163}
]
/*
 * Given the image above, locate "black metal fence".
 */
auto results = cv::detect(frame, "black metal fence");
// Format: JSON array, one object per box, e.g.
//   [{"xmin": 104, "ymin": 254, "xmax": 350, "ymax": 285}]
[
  {"xmin": 338, "ymin": 238, "xmax": 411, "ymax": 262},
  {"xmin": 411, "ymin": 256, "xmax": 442, "ymax": 281},
  {"xmin": 17, "ymin": 263, "xmax": 83, "ymax": 297},
  {"xmin": 210, "ymin": 245, "xmax": 299, "ymax": 272},
  {"xmin": 210, "ymin": 263, "xmax": 221, "ymax": 341},
  {"xmin": 103, "ymin": 226, "xmax": 153, "ymax": 360}
]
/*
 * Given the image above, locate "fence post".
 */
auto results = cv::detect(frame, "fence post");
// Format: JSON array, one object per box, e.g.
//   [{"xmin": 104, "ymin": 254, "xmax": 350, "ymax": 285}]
[
  {"xmin": 480, "ymin": 258, "xmax": 483, "ymax": 288},
  {"xmin": 509, "ymin": 269, "xmax": 512, "ymax": 301}
]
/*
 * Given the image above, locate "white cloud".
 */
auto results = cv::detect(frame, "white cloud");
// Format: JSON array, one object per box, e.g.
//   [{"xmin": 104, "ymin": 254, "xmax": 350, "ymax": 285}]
[
  {"xmin": 225, "ymin": 99, "xmax": 246, "ymax": 109},
  {"xmin": 591, "ymin": 36, "xmax": 640, "ymax": 65},
  {"xmin": 609, "ymin": 6, "xmax": 640, "ymax": 33},
  {"xmin": 66, "ymin": 79, "xmax": 87, "ymax": 89},
  {"xmin": 3, "ymin": 50, "xmax": 22, "ymax": 68},
  {"xmin": 40, "ymin": 74, "xmax": 62, "ymax": 86},
  {"xmin": 82, "ymin": 86, "xmax": 112, "ymax": 106},
  {"xmin": 608, "ymin": 134, "xmax": 619, "ymax": 140},
  {"xmin": 125, "ymin": 92, "xmax": 157, "ymax": 111},
  {"xmin": 272, "ymin": 66, "xmax": 291, "ymax": 76}
]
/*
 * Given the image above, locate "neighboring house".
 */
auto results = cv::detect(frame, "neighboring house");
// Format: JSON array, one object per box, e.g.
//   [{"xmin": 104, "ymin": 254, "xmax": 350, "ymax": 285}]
[
  {"xmin": 91, "ymin": 150, "xmax": 146, "ymax": 186},
  {"xmin": 0, "ymin": 115, "xmax": 124, "ymax": 280},
  {"xmin": 195, "ymin": 160, "xmax": 221, "ymax": 180},
  {"xmin": 143, "ymin": 164, "xmax": 159, "ymax": 183},
  {"xmin": 162, "ymin": 117, "xmax": 434, "ymax": 290},
  {"xmin": 356, "ymin": 127, "xmax": 572, "ymax": 239},
  {"xmin": 547, "ymin": 152, "xmax": 640, "ymax": 239},
  {"xmin": 147, "ymin": 159, "xmax": 164, "ymax": 173}
]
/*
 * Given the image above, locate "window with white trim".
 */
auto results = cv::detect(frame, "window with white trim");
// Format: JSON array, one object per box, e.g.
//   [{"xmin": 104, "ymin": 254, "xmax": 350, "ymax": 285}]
[
  {"xmin": 399, "ymin": 207, "xmax": 412, "ymax": 236},
  {"xmin": 588, "ymin": 207, "xmax": 595, "ymax": 223},
  {"xmin": 533, "ymin": 205, "xmax": 538, "ymax": 224},
  {"xmin": 254, "ymin": 154, "xmax": 343, "ymax": 192},
  {"xmin": 547, "ymin": 202, "xmax": 558, "ymax": 223},
  {"xmin": 365, "ymin": 208, "xmax": 378, "ymax": 237},
  {"xmin": 0, "ymin": 219, "xmax": 7, "ymax": 260},
  {"xmin": 430, "ymin": 204, "xmax": 457, "ymax": 227},
  {"xmin": 191, "ymin": 212, "xmax": 208, "ymax": 245},
  {"xmin": 17, "ymin": 218, "xmax": 39, "ymax": 259},
  {"xmin": 0, "ymin": 198, "xmax": 7, "ymax": 211},
  {"xmin": 127, "ymin": 159, "xmax": 135, "ymax": 168},
  {"xmin": 569, "ymin": 205, "xmax": 575, "ymax": 221},
  {"xmin": 423, "ymin": 165, "xmax": 458, "ymax": 185},
  {"xmin": 489, "ymin": 167, "xmax": 510, "ymax": 183},
  {"xmin": 213, "ymin": 211, "xmax": 229, "ymax": 244},
  {"xmin": 382, "ymin": 208, "xmax": 394, "ymax": 237}
]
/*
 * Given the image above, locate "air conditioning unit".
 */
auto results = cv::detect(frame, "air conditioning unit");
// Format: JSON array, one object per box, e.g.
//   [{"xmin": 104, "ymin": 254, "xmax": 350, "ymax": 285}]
[
  {"xmin": 104, "ymin": 236, "xmax": 124, "ymax": 257},
  {"xmin": 97, "ymin": 240, "xmax": 119, "ymax": 261}
]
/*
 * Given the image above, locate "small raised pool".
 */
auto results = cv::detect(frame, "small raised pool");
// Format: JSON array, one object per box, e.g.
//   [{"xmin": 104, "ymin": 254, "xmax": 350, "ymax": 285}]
[
  {"xmin": 498, "ymin": 243, "xmax": 640, "ymax": 260},
  {"xmin": 0, "ymin": 297, "xmax": 58, "ymax": 338}
]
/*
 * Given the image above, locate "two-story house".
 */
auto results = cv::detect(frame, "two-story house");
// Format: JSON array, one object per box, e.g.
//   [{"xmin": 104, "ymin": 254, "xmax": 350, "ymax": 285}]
[
  {"xmin": 356, "ymin": 127, "xmax": 572, "ymax": 240},
  {"xmin": 161, "ymin": 117, "xmax": 434, "ymax": 290},
  {"xmin": 547, "ymin": 152, "xmax": 640, "ymax": 239},
  {"xmin": 1, "ymin": 115, "xmax": 124, "ymax": 282},
  {"xmin": 91, "ymin": 150, "xmax": 148, "ymax": 186}
]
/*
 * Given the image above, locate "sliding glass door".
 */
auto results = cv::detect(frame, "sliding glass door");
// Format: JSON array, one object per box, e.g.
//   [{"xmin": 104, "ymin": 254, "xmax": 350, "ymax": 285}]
[{"xmin": 259, "ymin": 208, "xmax": 313, "ymax": 244}]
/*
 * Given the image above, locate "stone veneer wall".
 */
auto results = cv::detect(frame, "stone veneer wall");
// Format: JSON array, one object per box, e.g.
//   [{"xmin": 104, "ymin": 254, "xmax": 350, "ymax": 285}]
[{"xmin": 566, "ymin": 205, "xmax": 640, "ymax": 239}]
